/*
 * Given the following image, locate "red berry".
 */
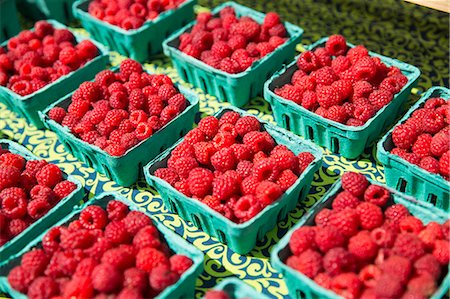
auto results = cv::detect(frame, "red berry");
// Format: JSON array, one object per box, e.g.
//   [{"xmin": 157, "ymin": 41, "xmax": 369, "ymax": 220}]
[{"xmin": 286, "ymin": 249, "xmax": 323, "ymax": 279}]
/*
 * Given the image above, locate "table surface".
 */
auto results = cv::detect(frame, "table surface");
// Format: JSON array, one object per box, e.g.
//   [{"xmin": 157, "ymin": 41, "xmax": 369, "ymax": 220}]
[{"xmin": 1, "ymin": 0, "xmax": 449, "ymax": 298}]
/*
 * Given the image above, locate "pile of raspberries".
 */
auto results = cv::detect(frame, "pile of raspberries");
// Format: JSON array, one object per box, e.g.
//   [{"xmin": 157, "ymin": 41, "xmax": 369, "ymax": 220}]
[
  {"xmin": 154, "ymin": 111, "xmax": 316, "ymax": 223},
  {"xmin": 48, "ymin": 59, "xmax": 188, "ymax": 157},
  {"xmin": 285, "ymin": 172, "xmax": 449, "ymax": 299},
  {"xmin": 275, "ymin": 34, "xmax": 408, "ymax": 126},
  {"xmin": 391, "ymin": 97, "xmax": 449, "ymax": 180},
  {"xmin": 178, "ymin": 7, "xmax": 288, "ymax": 74},
  {"xmin": 0, "ymin": 21, "xmax": 99, "ymax": 96},
  {"xmin": 0, "ymin": 150, "xmax": 77, "ymax": 247},
  {"xmin": 88, "ymin": 0, "xmax": 187, "ymax": 30},
  {"xmin": 7, "ymin": 199, "xmax": 194, "ymax": 299}
]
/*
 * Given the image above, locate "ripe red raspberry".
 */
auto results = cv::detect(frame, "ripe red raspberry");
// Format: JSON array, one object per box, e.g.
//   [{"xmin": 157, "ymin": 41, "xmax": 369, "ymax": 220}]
[
  {"xmin": 79, "ymin": 205, "xmax": 108, "ymax": 230},
  {"xmin": 219, "ymin": 111, "xmax": 240, "ymax": 127},
  {"xmin": 430, "ymin": 131, "xmax": 449, "ymax": 157},
  {"xmin": 123, "ymin": 211, "xmax": 152, "ymax": 235},
  {"xmin": 0, "ymin": 165, "xmax": 20, "ymax": 191},
  {"xmin": 120, "ymin": 58, "xmax": 143, "ymax": 79},
  {"xmin": 7, "ymin": 266, "xmax": 34, "ymax": 294},
  {"xmin": 374, "ymin": 274, "xmax": 404, "ymax": 298},
  {"xmin": 399, "ymin": 216, "xmax": 424, "ymax": 234},
  {"xmin": 275, "ymin": 84, "xmax": 303, "ymax": 104},
  {"xmin": 358, "ymin": 264, "xmax": 381, "ymax": 289},
  {"xmin": 311, "ymin": 66, "xmax": 337, "ymax": 86},
  {"xmin": 0, "ymin": 153, "xmax": 25, "ymax": 170},
  {"xmin": 331, "ymin": 273, "xmax": 362, "ymax": 299},
  {"xmin": 356, "ymin": 202, "xmax": 383, "ymax": 230},
  {"xmin": 353, "ymin": 56, "xmax": 377, "ymax": 81},
  {"xmin": 91, "ymin": 263, "xmax": 123, "ymax": 293},
  {"xmin": 211, "ymin": 148, "xmax": 236, "ymax": 172},
  {"xmin": 325, "ymin": 35, "xmax": 347, "ymax": 56},
  {"xmin": 326, "ymin": 105, "xmax": 348, "ymax": 124},
  {"xmin": 289, "ymin": 226, "xmax": 317, "ymax": 256},
  {"xmin": 1, "ymin": 190, "xmax": 27, "ymax": 219},
  {"xmin": 213, "ymin": 131, "xmax": 236, "ymax": 149},
  {"xmin": 346, "ymin": 44, "xmax": 369, "ymax": 64},
  {"xmin": 188, "ymin": 167, "xmax": 214, "ymax": 198},
  {"xmin": 197, "ymin": 116, "xmax": 219, "ymax": 139},
  {"xmin": 27, "ymin": 276, "xmax": 59, "ymax": 299},
  {"xmin": 35, "ymin": 164, "xmax": 62, "ymax": 188},
  {"xmin": 380, "ymin": 255, "xmax": 412, "ymax": 283},
  {"xmin": 49, "ymin": 106, "xmax": 68, "ymax": 124},
  {"xmin": 212, "ymin": 174, "xmax": 239, "ymax": 201},
  {"xmin": 367, "ymin": 89, "xmax": 393, "ymax": 110},
  {"xmin": 348, "ymin": 231, "xmax": 378, "ymax": 261},
  {"xmin": 393, "ymin": 233, "xmax": 426, "ymax": 262},
  {"xmin": 132, "ymin": 225, "xmax": 161, "ymax": 250},
  {"xmin": 234, "ymin": 195, "xmax": 262, "ymax": 222},
  {"xmin": 53, "ymin": 180, "xmax": 77, "ymax": 200},
  {"xmin": 191, "ymin": 142, "xmax": 215, "ymax": 166},
  {"xmin": 297, "ymin": 152, "xmax": 315, "ymax": 174},
  {"xmin": 433, "ymin": 239, "xmax": 449, "ymax": 265},
  {"xmin": 353, "ymin": 104, "xmax": 375, "ymax": 122},
  {"xmin": 42, "ymin": 226, "xmax": 62, "ymax": 254},
  {"xmin": 276, "ymin": 169, "xmax": 298, "ymax": 191},
  {"xmin": 240, "ymin": 176, "xmax": 259, "ymax": 195},
  {"xmin": 418, "ymin": 222, "xmax": 444, "ymax": 249},
  {"xmin": 414, "ymin": 254, "xmax": 441, "ymax": 280},
  {"xmin": 439, "ymin": 150, "xmax": 450, "ymax": 177},
  {"xmin": 313, "ymin": 208, "xmax": 332, "ymax": 227},
  {"xmin": 101, "ymin": 247, "xmax": 135, "ymax": 270},
  {"xmin": 123, "ymin": 267, "xmax": 148, "ymax": 292},
  {"xmin": 316, "ymin": 85, "xmax": 341, "ymax": 109},
  {"xmin": 252, "ymin": 158, "xmax": 280, "ymax": 182},
  {"xmin": 154, "ymin": 168, "xmax": 179, "ymax": 186},
  {"xmin": 136, "ymin": 247, "xmax": 169, "ymax": 272},
  {"xmin": 149, "ymin": 265, "xmax": 179, "ymax": 292},
  {"xmin": 370, "ymin": 226, "xmax": 396, "ymax": 248},
  {"xmin": 332, "ymin": 191, "xmax": 360, "ymax": 211},
  {"xmin": 286, "ymin": 249, "xmax": 323, "ymax": 279},
  {"xmin": 106, "ymin": 200, "xmax": 129, "ymax": 222},
  {"xmin": 412, "ymin": 134, "xmax": 433, "ymax": 158},
  {"xmin": 85, "ymin": 237, "xmax": 113, "ymax": 261},
  {"xmin": 422, "ymin": 111, "xmax": 445, "ymax": 135},
  {"xmin": 211, "ymin": 41, "xmax": 232, "ymax": 59},
  {"xmin": 329, "ymin": 208, "xmax": 359, "ymax": 238},
  {"xmin": 60, "ymin": 228, "xmax": 96, "ymax": 250},
  {"xmin": 27, "ymin": 198, "xmax": 52, "ymax": 219},
  {"xmin": 255, "ymin": 180, "xmax": 282, "ymax": 206},
  {"xmin": 407, "ymin": 273, "xmax": 437, "ymax": 297},
  {"xmin": 21, "ymin": 249, "xmax": 49, "ymax": 276},
  {"xmin": 169, "ymin": 156, "xmax": 199, "ymax": 178},
  {"xmin": 314, "ymin": 47, "xmax": 332, "ymax": 67},
  {"xmin": 170, "ymin": 254, "xmax": 193, "ymax": 276},
  {"xmin": 75, "ymin": 257, "xmax": 98, "ymax": 277},
  {"xmin": 324, "ymin": 247, "xmax": 356, "ymax": 276},
  {"xmin": 104, "ymin": 220, "xmax": 130, "ymax": 244},
  {"xmin": 364, "ymin": 184, "xmax": 390, "ymax": 207},
  {"xmin": 220, "ymin": 57, "xmax": 241, "ymax": 74},
  {"xmin": 314, "ymin": 225, "xmax": 345, "ymax": 253},
  {"xmin": 234, "ymin": 116, "xmax": 260, "ymax": 137},
  {"xmin": 385, "ymin": 204, "xmax": 410, "ymax": 225},
  {"xmin": 297, "ymin": 51, "xmax": 320, "ymax": 73}
]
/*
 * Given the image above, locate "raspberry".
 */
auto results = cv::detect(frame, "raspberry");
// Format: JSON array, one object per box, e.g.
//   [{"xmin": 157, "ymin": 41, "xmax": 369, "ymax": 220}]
[
  {"xmin": 92, "ymin": 263, "xmax": 123, "ymax": 293},
  {"xmin": 297, "ymin": 152, "xmax": 315, "ymax": 174},
  {"xmin": 85, "ymin": 237, "xmax": 113, "ymax": 260},
  {"xmin": 326, "ymin": 105, "xmax": 348, "ymax": 123},
  {"xmin": 123, "ymin": 211, "xmax": 152, "ymax": 235},
  {"xmin": 422, "ymin": 111, "xmax": 445, "ymax": 134},
  {"xmin": 356, "ymin": 202, "xmax": 383, "ymax": 230},
  {"xmin": 323, "ymin": 247, "xmax": 356, "ymax": 276},
  {"xmin": 380, "ymin": 255, "xmax": 412, "ymax": 283},
  {"xmin": 101, "ymin": 247, "xmax": 135, "ymax": 271},
  {"xmin": 197, "ymin": 116, "xmax": 219, "ymax": 139},
  {"xmin": 104, "ymin": 221, "xmax": 130, "ymax": 244},
  {"xmin": 418, "ymin": 222, "xmax": 444, "ymax": 249},
  {"xmin": 8, "ymin": 266, "xmax": 34, "ymax": 294},
  {"xmin": 212, "ymin": 174, "xmax": 239, "ymax": 200},
  {"xmin": 329, "ymin": 208, "xmax": 359, "ymax": 238},
  {"xmin": 255, "ymin": 180, "xmax": 282, "ymax": 206},
  {"xmin": 170, "ymin": 254, "xmax": 193, "ymax": 276},
  {"xmin": 169, "ymin": 156, "xmax": 199, "ymax": 178},
  {"xmin": 136, "ymin": 247, "xmax": 169, "ymax": 272},
  {"xmin": 331, "ymin": 273, "xmax": 362, "ymax": 299},
  {"xmin": 364, "ymin": 184, "xmax": 390, "ymax": 207},
  {"xmin": 149, "ymin": 265, "xmax": 179, "ymax": 291},
  {"xmin": 286, "ymin": 249, "xmax": 323, "ymax": 279},
  {"xmin": 0, "ymin": 154, "xmax": 24, "ymax": 171},
  {"xmin": 332, "ymin": 191, "xmax": 360, "ymax": 211},
  {"xmin": 1, "ymin": 190, "xmax": 27, "ymax": 219},
  {"xmin": 45, "ymin": 250, "xmax": 78, "ymax": 277},
  {"xmin": 234, "ymin": 195, "xmax": 262, "ymax": 222},
  {"xmin": 79, "ymin": 205, "xmax": 108, "ymax": 230},
  {"xmin": 27, "ymin": 198, "xmax": 52, "ymax": 219},
  {"xmin": 21, "ymin": 249, "xmax": 49, "ymax": 276},
  {"xmin": 213, "ymin": 131, "xmax": 236, "ymax": 149},
  {"xmin": 75, "ymin": 257, "xmax": 98, "ymax": 277},
  {"xmin": 120, "ymin": 58, "xmax": 143, "ymax": 79},
  {"xmin": 0, "ymin": 165, "xmax": 20, "ymax": 190},
  {"xmin": 411, "ymin": 134, "xmax": 433, "ymax": 158},
  {"xmin": 353, "ymin": 104, "xmax": 375, "ymax": 122},
  {"xmin": 154, "ymin": 168, "xmax": 179, "ymax": 186},
  {"xmin": 430, "ymin": 131, "xmax": 449, "ymax": 157},
  {"xmin": 131, "ymin": 225, "xmax": 160, "ymax": 250},
  {"xmin": 27, "ymin": 276, "xmax": 59, "ymax": 299},
  {"xmin": 60, "ymin": 228, "xmax": 96, "ymax": 250},
  {"xmin": 367, "ymin": 89, "xmax": 393, "ymax": 110},
  {"xmin": 399, "ymin": 216, "xmax": 424, "ymax": 234},
  {"xmin": 123, "ymin": 267, "xmax": 148, "ymax": 292},
  {"xmin": 407, "ymin": 273, "xmax": 437, "ymax": 297},
  {"xmin": 325, "ymin": 35, "xmax": 347, "ymax": 56},
  {"xmin": 289, "ymin": 226, "xmax": 317, "ymax": 256},
  {"xmin": 353, "ymin": 56, "xmax": 377, "ymax": 81},
  {"xmin": 374, "ymin": 274, "xmax": 404, "ymax": 298},
  {"xmin": 219, "ymin": 111, "xmax": 240, "ymax": 127},
  {"xmin": 240, "ymin": 176, "xmax": 259, "ymax": 195},
  {"xmin": 275, "ymin": 84, "xmax": 303, "ymax": 104},
  {"xmin": 346, "ymin": 45, "xmax": 369, "ymax": 64},
  {"xmin": 188, "ymin": 167, "xmax": 214, "ymax": 198},
  {"xmin": 42, "ymin": 226, "xmax": 62, "ymax": 254},
  {"xmin": 297, "ymin": 51, "xmax": 320, "ymax": 73},
  {"xmin": 252, "ymin": 158, "xmax": 280, "ymax": 182},
  {"xmin": 314, "ymin": 226, "xmax": 345, "ymax": 253},
  {"xmin": 35, "ymin": 164, "xmax": 62, "ymax": 188},
  {"xmin": 348, "ymin": 231, "xmax": 378, "ymax": 261},
  {"xmin": 211, "ymin": 148, "xmax": 236, "ymax": 172},
  {"xmin": 370, "ymin": 226, "xmax": 396, "ymax": 248},
  {"xmin": 414, "ymin": 254, "xmax": 441, "ymax": 280},
  {"xmin": 439, "ymin": 150, "xmax": 450, "ymax": 177},
  {"xmin": 393, "ymin": 233, "xmax": 425, "ymax": 262},
  {"xmin": 432, "ymin": 239, "xmax": 449, "ymax": 265},
  {"xmin": 358, "ymin": 264, "xmax": 381, "ymax": 288},
  {"xmin": 314, "ymin": 208, "xmax": 332, "ymax": 227},
  {"xmin": 385, "ymin": 204, "xmax": 410, "ymax": 224},
  {"xmin": 53, "ymin": 180, "xmax": 77, "ymax": 200},
  {"xmin": 316, "ymin": 85, "xmax": 341, "ymax": 109},
  {"xmin": 220, "ymin": 57, "xmax": 241, "ymax": 74},
  {"xmin": 379, "ymin": 76, "xmax": 403, "ymax": 94},
  {"xmin": 314, "ymin": 273, "xmax": 332, "ymax": 289},
  {"xmin": 276, "ymin": 169, "xmax": 298, "ymax": 191}
]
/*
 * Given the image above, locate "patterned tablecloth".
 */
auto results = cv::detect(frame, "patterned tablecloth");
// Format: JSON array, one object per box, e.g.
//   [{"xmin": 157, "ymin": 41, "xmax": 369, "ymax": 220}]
[{"xmin": 0, "ymin": 0, "xmax": 448, "ymax": 298}]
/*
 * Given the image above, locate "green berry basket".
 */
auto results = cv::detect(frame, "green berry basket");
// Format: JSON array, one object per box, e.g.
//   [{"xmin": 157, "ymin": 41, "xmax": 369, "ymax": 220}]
[
  {"xmin": 0, "ymin": 0, "xmax": 20, "ymax": 43},
  {"xmin": 72, "ymin": 0, "xmax": 197, "ymax": 62},
  {"xmin": 0, "ymin": 192, "xmax": 205, "ymax": 299},
  {"xmin": 162, "ymin": 1, "xmax": 304, "ymax": 108},
  {"xmin": 16, "ymin": 0, "xmax": 76, "ymax": 24},
  {"xmin": 263, "ymin": 37, "xmax": 421, "ymax": 159},
  {"xmin": 144, "ymin": 106, "xmax": 323, "ymax": 255},
  {"xmin": 206, "ymin": 277, "xmax": 271, "ymax": 299},
  {"xmin": 271, "ymin": 178, "xmax": 450, "ymax": 299},
  {"xmin": 0, "ymin": 139, "xmax": 84, "ymax": 266},
  {"xmin": 0, "ymin": 20, "xmax": 109, "ymax": 129},
  {"xmin": 377, "ymin": 86, "xmax": 450, "ymax": 211},
  {"xmin": 39, "ymin": 74, "xmax": 200, "ymax": 187}
]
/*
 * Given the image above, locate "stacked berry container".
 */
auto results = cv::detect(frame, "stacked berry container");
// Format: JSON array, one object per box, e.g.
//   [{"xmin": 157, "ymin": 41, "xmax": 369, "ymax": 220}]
[
  {"xmin": 0, "ymin": 192, "xmax": 205, "ymax": 299},
  {"xmin": 162, "ymin": 1, "xmax": 304, "ymax": 107},
  {"xmin": 271, "ymin": 174, "xmax": 449, "ymax": 299},
  {"xmin": 377, "ymin": 86, "xmax": 450, "ymax": 211},
  {"xmin": 40, "ymin": 61, "xmax": 200, "ymax": 187},
  {"xmin": 0, "ymin": 0, "xmax": 20, "ymax": 42},
  {"xmin": 264, "ymin": 36, "xmax": 421, "ymax": 159},
  {"xmin": 17, "ymin": 0, "xmax": 76, "ymax": 24},
  {"xmin": 144, "ymin": 106, "xmax": 323, "ymax": 254},
  {"xmin": 0, "ymin": 20, "xmax": 109, "ymax": 128},
  {"xmin": 72, "ymin": 0, "xmax": 197, "ymax": 62},
  {"xmin": 204, "ymin": 277, "xmax": 271, "ymax": 299},
  {"xmin": 0, "ymin": 139, "xmax": 84, "ymax": 263}
]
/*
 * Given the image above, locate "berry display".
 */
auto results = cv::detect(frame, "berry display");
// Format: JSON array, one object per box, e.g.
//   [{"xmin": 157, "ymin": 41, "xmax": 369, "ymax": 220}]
[
  {"xmin": 390, "ymin": 96, "xmax": 449, "ymax": 180},
  {"xmin": 0, "ymin": 21, "xmax": 99, "ymax": 96},
  {"xmin": 7, "ymin": 199, "xmax": 193, "ymax": 298},
  {"xmin": 0, "ymin": 151, "xmax": 77, "ymax": 247},
  {"xmin": 274, "ymin": 34, "xmax": 408, "ymax": 126},
  {"xmin": 285, "ymin": 171, "xmax": 449, "ymax": 299},
  {"xmin": 154, "ymin": 112, "xmax": 316, "ymax": 223},
  {"xmin": 47, "ymin": 59, "xmax": 188, "ymax": 156},
  {"xmin": 178, "ymin": 7, "xmax": 288, "ymax": 73},
  {"xmin": 88, "ymin": 0, "xmax": 187, "ymax": 30}
]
